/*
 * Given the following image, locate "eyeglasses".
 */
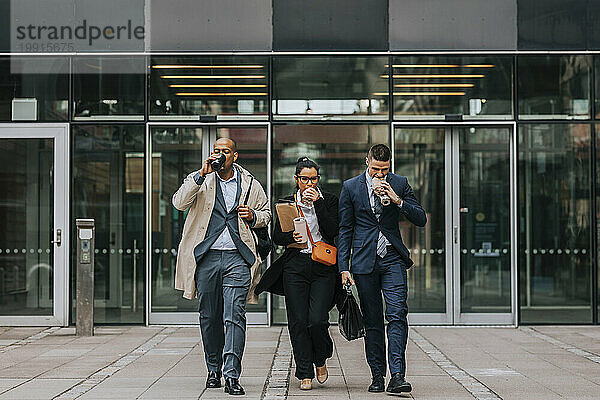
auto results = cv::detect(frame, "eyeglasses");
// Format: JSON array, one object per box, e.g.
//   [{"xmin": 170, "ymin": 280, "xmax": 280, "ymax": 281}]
[{"xmin": 296, "ymin": 175, "xmax": 320, "ymax": 184}]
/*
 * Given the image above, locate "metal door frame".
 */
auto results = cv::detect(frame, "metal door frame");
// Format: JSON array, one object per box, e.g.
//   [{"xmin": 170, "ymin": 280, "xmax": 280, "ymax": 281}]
[
  {"xmin": 146, "ymin": 121, "xmax": 271, "ymax": 326},
  {"xmin": 392, "ymin": 121, "xmax": 517, "ymax": 326},
  {"xmin": 0, "ymin": 123, "xmax": 69, "ymax": 326}
]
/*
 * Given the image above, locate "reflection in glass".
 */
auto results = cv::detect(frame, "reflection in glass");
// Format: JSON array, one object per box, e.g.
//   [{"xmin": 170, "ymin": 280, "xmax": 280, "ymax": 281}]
[
  {"xmin": 458, "ymin": 127, "xmax": 511, "ymax": 313},
  {"xmin": 72, "ymin": 125, "xmax": 145, "ymax": 323},
  {"xmin": 272, "ymin": 124, "xmax": 389, "ymax": 323},
  {"xmin": 519, "ymin": 124, "xmax": 592, "ymax": 323},
  {"xmin": 151, "ymin": 126, "xmax": 268, "ymax": 313},
  {"xmin": 394, "ymin": 128, "xmax": 445, "ymax": 313},
  {"xmin": 0, "ymin": 139, "xmax": 53, "ymax": 315},
  {"xmin": 597, "ymin": 126, "xmax": 600, "ymax": 323},
  {"xmin": 596, "ymin": 58, "xmax": 600, "ymax": 118},
  {"xmin": 218, "ymin": 127, "xmax": 268, "ymax": 314},
  {"xmin": 73, "ymin": 57, "xmax": 146, "ymax": 118},
  {"xmin": 518, "ymin": 56, "xmax": 590, "ymax": 119},
  {"xmin": 273, "ymin": 57, "xmax": 389, "ymax": 118},
  {"xmin": 150, "ymin": 57, "xmax": 268, "ymax": 118},
  {"xmin": 392, "ymin": 56, "xmax": 512, "ymax": 120},
  {"xmin": 0, "ymin": 57, "xmax": 68, "ymax": 121}
]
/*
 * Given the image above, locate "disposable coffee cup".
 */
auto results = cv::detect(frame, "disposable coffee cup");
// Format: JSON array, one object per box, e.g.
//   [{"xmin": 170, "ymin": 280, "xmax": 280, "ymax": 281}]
[
  {"xmin": 211, "ymin": 153, "xmax": 226, "ymax": 171},
  {"xmin": 372, "ymin": 177, "xmax": 382, "ymax": 190},
  {"xmin": 372, "ymin": 177, "xmax": 391, "ymax": 205},
  {"xmin": 293, "ymin": 217, "xmax": 308, "ymax": 243}
]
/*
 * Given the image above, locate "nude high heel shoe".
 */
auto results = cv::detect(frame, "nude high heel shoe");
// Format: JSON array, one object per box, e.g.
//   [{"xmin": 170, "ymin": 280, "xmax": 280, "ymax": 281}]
[
  {"xmin": 300, "ymin": 378, "xmax": 312, "ymax": 390},
  {"xmin": 316, "ymin": 363, "xmax": 328, "ymax": 384}
]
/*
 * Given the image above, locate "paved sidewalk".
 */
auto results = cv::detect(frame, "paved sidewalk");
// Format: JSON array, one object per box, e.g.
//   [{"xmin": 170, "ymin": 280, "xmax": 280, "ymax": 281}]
[{"xmin": 0, "ymin": 325, "xmax": 599, "ymax": 399}]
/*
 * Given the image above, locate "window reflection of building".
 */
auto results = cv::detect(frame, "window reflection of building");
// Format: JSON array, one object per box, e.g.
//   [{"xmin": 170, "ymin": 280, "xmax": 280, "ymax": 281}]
[
  {"xmin": 72, "ymin": 125, "xmax": 145, "ymax": 323},
  {"xmin": 395, "ymin": 128, "xmax": 445, "ymax": 313},
  {"xmin": 519, "ymin": 124, "xmax": 592, "ymax": 323},
  {"xmin": 150, "ymin": 126, "xmax": 269, "ymax": 315},
  {"xmin": 150, "ymin": 57, "xmax": 269, "ymax": 118},
  {"xmin": 273, "ymin": 57, "xmax": 389, "ymax": 118},
  {"xmin": 272, "ymin": 124, "xmax": 388, "ymax": 323}
]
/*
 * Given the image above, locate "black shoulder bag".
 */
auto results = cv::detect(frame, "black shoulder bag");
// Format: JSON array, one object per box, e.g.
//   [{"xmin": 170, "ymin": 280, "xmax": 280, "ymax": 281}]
[{"xmin": 243, "ymin": 176, "xmax": 273, "ymax": 260}]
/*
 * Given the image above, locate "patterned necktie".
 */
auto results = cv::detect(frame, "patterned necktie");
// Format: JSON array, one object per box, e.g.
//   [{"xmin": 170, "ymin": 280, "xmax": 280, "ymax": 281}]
[
  {"xmin": 373, "ymin": 192, "xmax": 383, "ymax": 217},
  {"xmin": 373, "ymin": 192, "xmax": 387, "ymax": 258}
]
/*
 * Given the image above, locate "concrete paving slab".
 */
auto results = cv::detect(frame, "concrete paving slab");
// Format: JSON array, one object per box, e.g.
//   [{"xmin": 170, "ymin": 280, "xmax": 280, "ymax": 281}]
[
  {"xmin": 0, "ymin": 325, "xmax": 600, "ymax": 399},
  {"xmin": 0, "ymin": 378, "xmax": 80, "ymax": 400},
  {"xmin": 0, "ymin": 379, "xmax": 27, "ymax": 394}
]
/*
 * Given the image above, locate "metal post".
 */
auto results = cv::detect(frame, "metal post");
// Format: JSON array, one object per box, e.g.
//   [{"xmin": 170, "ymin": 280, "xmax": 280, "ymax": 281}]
[{"xmin": 76, "ymin": 219, "xmax": 95, "ymax": 336}]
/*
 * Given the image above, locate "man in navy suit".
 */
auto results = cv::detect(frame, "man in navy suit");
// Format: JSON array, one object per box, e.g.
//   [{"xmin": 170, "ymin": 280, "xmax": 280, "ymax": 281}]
[{"xmin": 338, "ymin": 144, "xmax": 426, "ymax": 394}]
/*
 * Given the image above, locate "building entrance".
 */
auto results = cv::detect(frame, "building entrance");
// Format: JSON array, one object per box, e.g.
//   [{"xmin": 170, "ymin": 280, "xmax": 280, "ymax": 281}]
[
  {"xmin": 0, "ymin": 124, "xmax": 69, "ymax": 326},
  {"xmin": 394, "ymin": 123, "xmax": 517, "ymax": 325}
]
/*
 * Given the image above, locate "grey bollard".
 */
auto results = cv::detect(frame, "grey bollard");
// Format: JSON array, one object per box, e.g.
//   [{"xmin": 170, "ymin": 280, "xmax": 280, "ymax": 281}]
[{"xmin": 76, "ymin": 219, "xmax": 95, "ymax": 336}]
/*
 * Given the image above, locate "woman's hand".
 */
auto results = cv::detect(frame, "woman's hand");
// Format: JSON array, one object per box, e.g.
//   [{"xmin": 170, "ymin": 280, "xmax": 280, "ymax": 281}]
[
  {"xmin": 303, "ymin": 187, "xmax": 320, "ymax": 202},
  {"xmin": 292, "ymin": 231, "xmax": 304, "ymax": 243}
]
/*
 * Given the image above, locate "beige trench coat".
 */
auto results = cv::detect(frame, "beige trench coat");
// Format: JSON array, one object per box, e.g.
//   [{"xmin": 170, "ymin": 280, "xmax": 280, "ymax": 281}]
[{"xmin": 172, "ymin": 164, "xmax": 271, "ymax": 303}]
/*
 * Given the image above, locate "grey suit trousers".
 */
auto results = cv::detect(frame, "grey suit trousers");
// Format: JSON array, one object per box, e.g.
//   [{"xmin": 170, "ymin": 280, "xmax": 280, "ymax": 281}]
[{"xmin": 195, "ymin": 250, "xmax": 250, "ymax": 379}]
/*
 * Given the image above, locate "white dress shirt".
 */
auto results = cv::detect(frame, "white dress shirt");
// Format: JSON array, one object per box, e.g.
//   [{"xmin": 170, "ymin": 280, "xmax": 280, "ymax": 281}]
[
  {"xmin": 210, "ymin": 168, "xmax": 240, "ymax": 250},
  {"xmin": 296, "ymin": 189, "xmax": 324, "ymax": 254}
]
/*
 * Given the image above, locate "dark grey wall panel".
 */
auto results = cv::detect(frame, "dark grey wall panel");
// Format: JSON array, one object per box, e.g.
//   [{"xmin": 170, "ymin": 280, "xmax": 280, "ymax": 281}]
[
  {"xmin": 0, "ymin": 1, "xmax": 9, "ymax": 52},
  {"xmin": 150, "ymin": 0, "xmax": 271, "ymax": 51},
  {"xmin": 589, "ymin": 1, "xmax": 600, "ymax": 49},
  {"xmin": 273, "ymin": 0, "xmax": 388, "ymax": 51},
  {"xmin": 389, "ymin": 0, "xmax": 517, "ymax": 50},
  {"xmin": 518, "ymin": 0, "xmax": 587, "ymax": 49}
]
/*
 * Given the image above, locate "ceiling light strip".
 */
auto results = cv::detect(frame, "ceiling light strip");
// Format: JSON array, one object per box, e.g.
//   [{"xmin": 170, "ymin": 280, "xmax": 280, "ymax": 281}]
[
  {"xmin": 385, "ymin": 64, "xmax": 494, "ymax": 68},
  {"xmin": 169, "ymin": 84, "xmax": 267, "ymax": 88},
  {"xmin": 395, "ymin": 84, "xmax": 474, "ymax": 88},
  {"xmin": 373, "ymin": 92, "xmax": 466, "ymax": 96},
  {"xmin": 175, "ymin": 92, "xmax": 268, "ymax": 96},
  {"xmin": 152, "ymin": 65, "xmax": 264, "ymax": 69},
  {"xmin": 381, "ymin": 74, "xmax": 484, "ymax": 78},
  {"xmin": 161, "ymin": 75, "xmax": 266, "ymax": 79}
]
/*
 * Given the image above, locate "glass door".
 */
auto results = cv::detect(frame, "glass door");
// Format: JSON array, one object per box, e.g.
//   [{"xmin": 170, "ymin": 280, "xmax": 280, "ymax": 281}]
[
  {"xmin": 452, "ymin": 125, "xmax": 515, "ymax": 324},
  {"xmin": 147, "ymin": 123, "xmax": 270, "ymax": 325},
  {"xmin": 394, "ymin": 123, "xmax": 516, "ymax": 325},
  {"xmin": 0, "ymin": 124, "xmax": 69, "ymax": 326}
]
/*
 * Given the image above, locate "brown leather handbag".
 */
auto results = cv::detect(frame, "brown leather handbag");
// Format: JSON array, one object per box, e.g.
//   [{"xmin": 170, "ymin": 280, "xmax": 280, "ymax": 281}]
[{"xmin": 296, "ymin": 202, "xmax": 337, "ymax": 266}]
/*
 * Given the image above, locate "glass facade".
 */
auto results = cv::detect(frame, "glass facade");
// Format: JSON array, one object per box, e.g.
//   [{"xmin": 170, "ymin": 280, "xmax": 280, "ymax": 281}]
[
  {"xmin": 150, "ymin": 125, "xmax": 268, "ymax": 316},
  {"xmin": 0, "ymin": 138, "xmax": 54, "ymax": 315},
  {"xmin": 394, "ymin": 127, "xmax": 446, "ymax": 313},
  {"xmin": 272, "ymin": 124, "xmax": 388, "ymax": 322},
  {"xmin": 0, "ymin": 57, "xmax": 68, "ymax": 121},
  {"xmin": 150, "ymin": 56, "xmax": 269, "ymax": 119},
  {"xmin": 518, "ymin": 56, "xmax": 591, "ymax": 120},
  {"xmin": 73, "ymin": 57, "xmax": 146, "ymax": 119},
  {"xmin": 519, "ymin": 124, "xmax": 593, "ymax": 323},
  {"xmin": 0, "ymin": 54, "xmax": 598, "ymax": 326},
  {"xmin": 273, "ymin": 57, "xmax": 389, "ymax": 118},
  {"xmin": 393, "ymin": 56, "xmax": 513, "ymax": 120},
  {"xmin": 72, "ymin": 125, "xmax": 146, "ymax": 323},
  {"xmin": 458, "ymin": 126, "xmax": 511, "ymax": 314}
]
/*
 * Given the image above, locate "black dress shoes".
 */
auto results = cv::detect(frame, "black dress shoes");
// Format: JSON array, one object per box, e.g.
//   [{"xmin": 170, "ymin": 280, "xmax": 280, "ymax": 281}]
[
  {"xmin": 368, "ymin": 375, "xmax": 385, "ymax": 392},
  {"xmin": 206, "ymin": 371, "xmax": 222, "ymax": 388},
  {"xmin": 386, "ymin": 372, "xmax": 412, "ymax": 393},
  {"xmin": 224, "ymin": 377, "xmax": 245, "ymax": 396}
]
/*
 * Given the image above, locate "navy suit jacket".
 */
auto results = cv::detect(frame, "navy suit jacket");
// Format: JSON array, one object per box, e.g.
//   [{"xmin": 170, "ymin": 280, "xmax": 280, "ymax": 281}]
[{"xmin": 338, "ymin": 172, "xmax": 427, "ymax": 274}]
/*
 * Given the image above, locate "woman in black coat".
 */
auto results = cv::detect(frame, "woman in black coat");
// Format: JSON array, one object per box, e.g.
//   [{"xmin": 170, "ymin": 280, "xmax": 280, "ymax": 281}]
[{"xmin": 256, "ymin": 157, "xmax": 340, "ymax": 391}]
